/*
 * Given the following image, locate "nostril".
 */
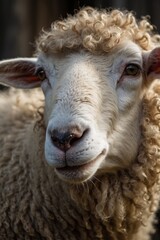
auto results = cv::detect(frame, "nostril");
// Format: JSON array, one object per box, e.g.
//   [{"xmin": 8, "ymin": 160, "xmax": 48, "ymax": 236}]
[{"xmin": 50, "ymin": 127, "xmax": 87, "ymax": 152}]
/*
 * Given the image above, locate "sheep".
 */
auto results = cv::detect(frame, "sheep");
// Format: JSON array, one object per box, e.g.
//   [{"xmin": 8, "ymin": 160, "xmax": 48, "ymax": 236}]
[{"xmin": 0, "ymin": 6, "xmax": 160, "ymax": 240}]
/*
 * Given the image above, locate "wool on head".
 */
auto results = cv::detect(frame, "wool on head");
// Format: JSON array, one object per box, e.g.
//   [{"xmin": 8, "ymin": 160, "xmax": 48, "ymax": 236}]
[{"xmin": 36, "ymin": 7, "xmax": 158, "ymax": 54}]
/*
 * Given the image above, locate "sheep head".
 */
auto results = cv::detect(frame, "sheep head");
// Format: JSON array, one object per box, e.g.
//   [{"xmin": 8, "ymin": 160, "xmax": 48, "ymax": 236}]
[{"xmin": 0, "ymin": 8, "xmax": 160, "ymax": 184}]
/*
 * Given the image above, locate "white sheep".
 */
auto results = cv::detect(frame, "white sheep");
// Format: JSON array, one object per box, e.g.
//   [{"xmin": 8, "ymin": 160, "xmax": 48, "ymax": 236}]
[{"xmin": 0, "ymin": 7, "xmax": 160, "ymax": 240}]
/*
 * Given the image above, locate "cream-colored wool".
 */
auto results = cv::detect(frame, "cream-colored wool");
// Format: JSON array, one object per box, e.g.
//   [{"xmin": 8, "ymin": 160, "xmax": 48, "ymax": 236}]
[
  {"xmin": 0, "ymin": 7, "xmax": 160, "ymax": 240},
  {"xmin": 37, "ymin": 7, "xmax": 158, "ymax": 53}
]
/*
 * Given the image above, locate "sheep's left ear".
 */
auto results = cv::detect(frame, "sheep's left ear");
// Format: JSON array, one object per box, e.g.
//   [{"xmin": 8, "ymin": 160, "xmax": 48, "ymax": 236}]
[
  {"xmin": 144, "ymin": 47, "xmax": 160, "ymax": 83},
  {"xmin": 0, "ymin": 58, "xmax": 41, "ymax": 89}
]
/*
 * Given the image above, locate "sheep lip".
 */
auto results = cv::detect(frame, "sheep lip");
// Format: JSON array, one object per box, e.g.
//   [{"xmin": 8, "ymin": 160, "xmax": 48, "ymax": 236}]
[
  {"xmin": 56, "ymin": 160, "xmax": 95, "ymax": 172},
  {"xmin": 55, "ymin": 149, "xmax": 106, "ymax": 182},
  {"xmin": 55, "ymin": 159, "xmax": 97, "ymax": 180}
]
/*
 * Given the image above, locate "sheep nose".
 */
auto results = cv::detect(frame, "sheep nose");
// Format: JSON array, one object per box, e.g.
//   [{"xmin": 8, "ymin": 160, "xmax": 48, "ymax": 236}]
[{"xmin": 50, "ymin": 127, "xmax": 85, "ymax": 151}]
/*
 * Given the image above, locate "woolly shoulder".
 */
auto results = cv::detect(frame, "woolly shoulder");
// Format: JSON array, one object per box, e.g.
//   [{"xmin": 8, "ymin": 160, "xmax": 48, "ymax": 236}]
[{"xmin": 0, "ymin": 88, "xmax": 44, "ymax": 128}]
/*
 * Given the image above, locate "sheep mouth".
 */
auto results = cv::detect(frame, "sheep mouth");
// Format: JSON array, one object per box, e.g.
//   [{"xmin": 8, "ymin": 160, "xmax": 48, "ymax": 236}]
[
  {"xmin": 55, "ymin": 150, "xmax": 106, "ymax": 183},
  {"xmin": 56, "ymin": 160, "xmax": 95, "ymax": 172}
]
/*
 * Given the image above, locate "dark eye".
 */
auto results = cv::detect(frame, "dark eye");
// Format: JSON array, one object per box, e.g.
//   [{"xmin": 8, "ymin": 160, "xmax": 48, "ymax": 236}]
[
  {"xmin": 124, "ymin": 64, "xmax": 141, "ymax": 76},
  {"xmin": 36, "ymin": 68, "xmax": 46, "ymax": 81}
]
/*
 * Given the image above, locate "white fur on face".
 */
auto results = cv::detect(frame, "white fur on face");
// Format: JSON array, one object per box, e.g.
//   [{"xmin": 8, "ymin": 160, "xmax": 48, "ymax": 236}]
[{"xmin": 38, "ymin": 41, "xmax": 143, "ymax": 183}]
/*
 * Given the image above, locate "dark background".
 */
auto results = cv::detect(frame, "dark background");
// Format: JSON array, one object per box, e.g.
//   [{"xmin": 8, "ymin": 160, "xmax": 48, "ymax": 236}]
[
  {"xmin": 0, "ymin": 0, "xmax": 159, "ymax": 239},
  {"xmin": 0, "ymin": 0, "xmax": 160, "ymax": 59}
]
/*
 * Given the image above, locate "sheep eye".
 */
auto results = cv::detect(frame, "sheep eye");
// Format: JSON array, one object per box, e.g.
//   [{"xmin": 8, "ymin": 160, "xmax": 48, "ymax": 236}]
[
  {"xmin": 36, "ymin": 68, "xmax": 46, "ymax": 81},
  {"xmin": 124, "ymin": 64, "xmax": 141, "ymax": 76}
]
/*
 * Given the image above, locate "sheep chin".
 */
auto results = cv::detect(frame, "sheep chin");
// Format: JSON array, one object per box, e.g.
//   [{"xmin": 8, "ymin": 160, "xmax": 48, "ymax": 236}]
[{"xmin": 54, "ymin": 150, "xmax": 106, "ymax": 184}]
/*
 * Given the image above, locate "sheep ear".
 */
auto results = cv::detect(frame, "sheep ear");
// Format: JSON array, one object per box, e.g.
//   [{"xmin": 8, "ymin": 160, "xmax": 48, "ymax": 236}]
[
  {"xmin": 0, "ymin": 58, "xmax": 41, "ymax": 89},
  {"xmin": 144, "ymin": 47, "xmax": 160, "ymax": 83}
]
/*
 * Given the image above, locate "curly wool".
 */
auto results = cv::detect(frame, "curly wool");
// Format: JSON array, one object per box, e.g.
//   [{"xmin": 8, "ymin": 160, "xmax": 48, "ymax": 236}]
[{"xmin": 36, "ymin": 7, "xmax": 159, "ymax": 54}]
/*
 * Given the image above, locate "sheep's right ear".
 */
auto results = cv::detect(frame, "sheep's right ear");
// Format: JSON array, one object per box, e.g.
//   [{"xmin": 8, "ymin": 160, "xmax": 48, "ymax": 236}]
[{"xmin": 0, "ymin": 58, "xmax": 41, "ymax": 89}]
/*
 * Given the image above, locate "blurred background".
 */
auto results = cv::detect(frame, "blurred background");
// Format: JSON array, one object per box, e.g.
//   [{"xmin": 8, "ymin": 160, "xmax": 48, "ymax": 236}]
[
  {"xmin": 0, "ymin": 0, "xmax": 159, "ymax": 239},
  {"xmin": 0, "ymin": 0, "xmax": 160, "ymax": 59}
]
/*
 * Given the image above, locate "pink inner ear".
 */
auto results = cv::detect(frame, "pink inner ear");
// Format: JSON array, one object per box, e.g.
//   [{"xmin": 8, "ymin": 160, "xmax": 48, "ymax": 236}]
[
  {"xmin": 5, "ymin": 61, "xmax": 40, "ymax": 85},
  {"xmin": 23, "ymin": 75, "xmax": 39, "ymax": 83},
  {"xmin": 10, "ymin": 74, "xmax": 39, "ymax": 83},
  {"xmin": 147, "ymin": 47, "xmax": 160, "ymax": 75}
]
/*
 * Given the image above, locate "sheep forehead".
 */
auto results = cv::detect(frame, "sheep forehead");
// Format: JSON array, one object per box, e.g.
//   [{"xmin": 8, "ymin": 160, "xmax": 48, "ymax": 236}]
[
  {"xmin": 37, "ymin": 40, "xmax": 143, "ymax": 76},
  {"xmin": 112, "ymin": 41, "xmax": 142, "ymax": 59}
]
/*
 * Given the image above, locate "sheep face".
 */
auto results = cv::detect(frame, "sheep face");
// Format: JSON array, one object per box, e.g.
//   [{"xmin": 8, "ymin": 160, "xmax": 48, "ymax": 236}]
[
  {"xmin": 1, "ymin": 42, "xmax": 160, "ymax": 183},
  {"xmin": 37, "ymin": 41, "xmax": 143, "ymax": 183}
]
